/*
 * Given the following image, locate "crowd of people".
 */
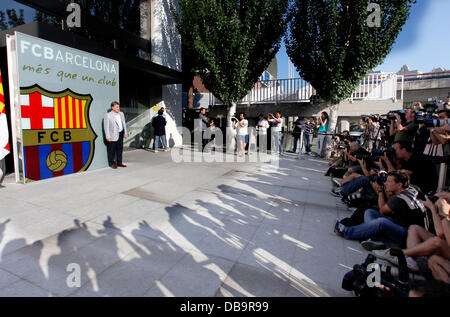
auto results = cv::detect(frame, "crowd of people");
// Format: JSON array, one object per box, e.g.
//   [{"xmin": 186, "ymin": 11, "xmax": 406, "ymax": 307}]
[
  {"xmin": 195, "ymin": 108, "xmax": 334, "ymax": 158},
  {"xmin": 324, "ymin": 98, "xmax": 450, "ymax": 296}
]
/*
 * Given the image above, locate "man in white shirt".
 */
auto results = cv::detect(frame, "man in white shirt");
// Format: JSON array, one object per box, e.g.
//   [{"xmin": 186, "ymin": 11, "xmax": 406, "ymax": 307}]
[
  {"xmin": 233, "ymin": 112, "xmax": 248, "ymax": 157},
  {"xmin": 269, "ymin": 111, "xmax": 284, "ymax": 155},
  {"xmin": 257, "ymin": 114, "xmax": 269, "ymax": 153},
  {"xmin": 104, "ymin": 101, "xmax": 127, "ymax": 169}
]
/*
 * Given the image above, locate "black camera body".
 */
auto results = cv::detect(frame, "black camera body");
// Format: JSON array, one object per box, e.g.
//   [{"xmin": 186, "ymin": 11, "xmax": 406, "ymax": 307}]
[
  {"xmin": 368, "ymin": 171, "xmax": 388, "ymax": 185},
  {"xmin": 342, "ymin": 252, "xmax": 413, "ymax": 297},
  {"xmin": 417, "ymin": 191, "xmax": 439, "ymax": 204},
  {"xmin": 356, "ymin": 147, "xmax": 395, "ymax": 162}
]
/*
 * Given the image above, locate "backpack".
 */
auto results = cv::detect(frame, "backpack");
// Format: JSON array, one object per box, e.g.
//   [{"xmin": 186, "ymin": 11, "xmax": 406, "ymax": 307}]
[{"xmin": 396, "ymin": 186, "xmax": 434, "ymax": 233}]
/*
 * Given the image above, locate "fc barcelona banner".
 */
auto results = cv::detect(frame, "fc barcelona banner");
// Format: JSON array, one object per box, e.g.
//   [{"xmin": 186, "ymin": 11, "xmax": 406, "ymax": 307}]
[{"xmin": 7, "ymin": 32, "xmax": 119, "ymax": 183}]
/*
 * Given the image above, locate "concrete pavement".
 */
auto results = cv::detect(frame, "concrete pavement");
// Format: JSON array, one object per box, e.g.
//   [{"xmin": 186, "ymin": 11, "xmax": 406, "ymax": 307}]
[{"xmin": 0, "ymin": 148, "xmax": 369, "ymax": 297}]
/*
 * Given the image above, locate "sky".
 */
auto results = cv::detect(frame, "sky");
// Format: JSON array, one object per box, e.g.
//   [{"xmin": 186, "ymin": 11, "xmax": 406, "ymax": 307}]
[{"xmin": 2, "ymin": 0, "xmax": 449, "ymax": 79}]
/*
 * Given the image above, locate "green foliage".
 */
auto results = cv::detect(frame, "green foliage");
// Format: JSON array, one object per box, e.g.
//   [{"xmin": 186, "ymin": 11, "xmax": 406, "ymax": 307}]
[
  {"xmin": 285, "ymin": 0, "xmax": 415, "ymax": 104},
  {"xmin": 173, "ymin": 0, "xmax": 289, "ymax": 106}
]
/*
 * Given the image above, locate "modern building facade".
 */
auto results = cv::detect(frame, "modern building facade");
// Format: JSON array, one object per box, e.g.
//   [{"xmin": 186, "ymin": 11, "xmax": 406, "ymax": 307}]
[{"xmin": 0, "ymin": 0, "xmax": 183, "ymax": 176}]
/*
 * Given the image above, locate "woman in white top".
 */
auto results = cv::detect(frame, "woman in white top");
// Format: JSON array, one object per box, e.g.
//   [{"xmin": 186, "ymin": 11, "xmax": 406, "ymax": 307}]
[
  {"xmin": 233, "ymin": 112, "xmax": 248, "ymax": 157},
  {"xmin": 257, "ymin": 113, "xmax": 270, "ymax": 153}
]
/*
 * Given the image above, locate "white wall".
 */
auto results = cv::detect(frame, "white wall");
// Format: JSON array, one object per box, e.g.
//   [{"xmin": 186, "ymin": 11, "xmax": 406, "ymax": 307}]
[{"xmin": 151, "ymin": 0, "xmax": 183, "ymax": 147}]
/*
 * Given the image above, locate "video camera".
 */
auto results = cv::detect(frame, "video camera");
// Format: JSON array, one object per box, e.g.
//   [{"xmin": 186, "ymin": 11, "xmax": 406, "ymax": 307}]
[
  {"xmin": 415, "ymin": 111, "xmax": 450, "ymax": 127},
  {"xmin": 342, "ymin": 250, "xmax": 425, "ymax": 297},
  {"xmin": 386, "ymin": 110, "xmax": 406, "ymax": 121},
  {"xmin": 356, "ymin": 147, "xmax": 395, "ymax": 162}
]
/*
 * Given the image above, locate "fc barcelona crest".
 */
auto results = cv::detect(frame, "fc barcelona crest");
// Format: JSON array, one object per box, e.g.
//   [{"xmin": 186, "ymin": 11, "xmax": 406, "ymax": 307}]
[{"xmin": 20, "ymin": 84, "xmax": 97, "ymax": 182}]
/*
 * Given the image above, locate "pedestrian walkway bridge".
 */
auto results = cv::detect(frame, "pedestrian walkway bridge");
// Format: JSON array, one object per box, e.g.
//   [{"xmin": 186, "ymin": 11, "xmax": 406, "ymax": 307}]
[{"xmin": 207, "ymin": 72, "xmax": 403, "ymax": 106}]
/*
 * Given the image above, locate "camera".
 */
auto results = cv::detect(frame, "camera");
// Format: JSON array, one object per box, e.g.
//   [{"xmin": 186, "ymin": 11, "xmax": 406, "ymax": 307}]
[
  {"xmin": 368, "ymin": 171, "xmax": 388, "ymax": 185},
  {"xmin": 387, "ymin": 110, "xmax": 405, "ymax": 121},
  {"xmin": 417, "ymin": 191, "xmax": 439, "ymax": 204},
  {"xmin": 342, "ymin": 251, "xmax": 422, "ymax": 297},
  {"xmin": 337, "ymin": 142, "xmax": 350, "ymax": 150},
  {"xmin": 356, "ymin": 147, "xmax": 395, "ymax": 161},
  {"xmin": 415, "ymin": 114, "xmax": 450, "ymax": 127}
]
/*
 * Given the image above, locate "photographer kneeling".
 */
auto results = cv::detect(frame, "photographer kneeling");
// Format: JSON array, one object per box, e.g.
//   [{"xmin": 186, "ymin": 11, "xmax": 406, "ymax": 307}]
[
  {"xmin": 330, "ymin": 140, "xmax": 370, "ymax": 186},
  {"xmin": 334, "ymin": 171, "xmax": 429, "ymax": 251}
]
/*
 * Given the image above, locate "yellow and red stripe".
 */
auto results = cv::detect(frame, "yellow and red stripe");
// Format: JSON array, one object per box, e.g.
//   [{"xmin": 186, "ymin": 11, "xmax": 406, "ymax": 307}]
[{"xmin": 54, "ymin": 96, "xmax": 86, "ymax": 129}]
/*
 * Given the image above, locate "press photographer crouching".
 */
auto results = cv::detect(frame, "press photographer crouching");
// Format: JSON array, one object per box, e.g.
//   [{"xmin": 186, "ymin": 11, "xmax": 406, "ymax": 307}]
[
  {"xmin": 326, "ymin": 140, "xmax": 369, "ymax": 183},
  {"xmin": 334, "ymin": 171, "xmax": 431, "ymax": 251}
]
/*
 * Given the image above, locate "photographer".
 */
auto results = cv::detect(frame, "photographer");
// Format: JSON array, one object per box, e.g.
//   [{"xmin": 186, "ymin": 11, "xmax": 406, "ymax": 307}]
[
  {"xmin": 334, "ymin": 171, "xmax": 429, "ymax": 251},
  {"xmin": 315, "ymin": 111, "xmax": 329, "ymax": 157},
  {"xmin": 304, "ymin": 117, "xmax": 315, "ymax": 154},
  {"xmin": 362, "ymin": 116, "xmax": 381, "ymax": 153},
  {"xmin": 423, "ymin": 107, "xmax": 450, "ymax": 168},
  {"xmin": 232, "ymin": 112, "xmax": 248, "ymax": 157},
  {"xmin": 339, "ymin": 141, "xmax": 370, "ymax": 184},
  {"xmin": 387, "ymin": 141, "xmax": 439, "ymax": 193},
  {"xmin": 373, "ymin": 193, "xmax": 450, "ymax": 280},
  {"xmin": 389, "ymin": 108, "xmax": 418, "ymax": 145},
  {"xmin": 289, "ymin": 116, "xmax": 304, "ymax": 153},
  {"xmin": 268, "ymin": 112, "xmax": 284, "ymax": 156}
]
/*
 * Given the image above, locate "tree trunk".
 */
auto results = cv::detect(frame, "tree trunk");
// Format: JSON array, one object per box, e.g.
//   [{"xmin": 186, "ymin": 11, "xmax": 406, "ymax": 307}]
[
  {"xmin": 322, "ymin": 102, "xmax": 339, "ymax": 158},
  {"xmin": 226, "ymin": 102, "xmax": 237, "ymax": 152}
]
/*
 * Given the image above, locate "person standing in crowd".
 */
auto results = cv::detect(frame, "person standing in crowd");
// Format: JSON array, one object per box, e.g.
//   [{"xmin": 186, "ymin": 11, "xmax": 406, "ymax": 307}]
[
  {"xmin": 269, "ymin": 111, "xmax": 284, "ymax": 156},
  {"xmin": 257, "ymin": 113, "xmax": 270, "ymax": 153},
  {"xmin": 198, "ymin": 107, "xmax": 210, "ymax": 151},
  {"xmin": 304, "ymin": 117, "xmax": 315, "ymax": 155},
  {"xmin": 233, "ymin": 112, "xmax": 248, "ymax": 157},
  {"xmin": 423, "ymin": 107, "xmax": 450, "ymax": 170},
  {"xmin": 152, "ymin": 109, "xmax": 168, "ymax": 152},
  {"xmin": 290, "ymin": 116, "xmax": 304, "ymax": 153},
  {"xmin": 104, "ymin": 101, "xmax": 127, "ymax": 169},
  {"xmin": 316, "ymin": 111, "xmax": 329, "ymax": 157},
  {"xmin": 209, "ymin": 119, "xmax": 217, "ymax": 152},
  {"xmin": 390, "ymin": 108, "xmax": 418, "ymax": 144}
]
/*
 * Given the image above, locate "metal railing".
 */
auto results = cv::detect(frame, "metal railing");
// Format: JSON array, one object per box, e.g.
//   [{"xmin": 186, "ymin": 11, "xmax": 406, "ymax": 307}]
[
  {"xmin": 350, "ymin": 73, "xmax": 403, "ymax": 102},
  {"xmin": 209, "ymin": 78, "xmax": 313, "ymax": 105},
  {"xmin": 208, "ymin": 73, "xmax": 402, "ymax": 106}
]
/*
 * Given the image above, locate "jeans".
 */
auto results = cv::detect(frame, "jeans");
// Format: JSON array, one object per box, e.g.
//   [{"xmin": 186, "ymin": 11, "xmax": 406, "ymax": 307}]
[
  {"xmin": 272, "ymin": 131, "xmax": 283, "ymax": 154},
  {"xmin": 341, "ymin": 176, "xmax": 375, "ymax": 196},
  {"xmin": 154, "ymin": 134, "xmax": 167, "ymax": 150},
  {"xmin": 316, "ymin": 134, "xmax": 326, "ymax": 156},
  {"xmin": 292, "ymin": 134, "xmax": 300, "ymax": 153},
  {"xmin": 344, "ymin": 209, "xmax": 408, "ymax": 247},
  {"xmin": 304, "ymin": 134, "xmax": 313, "ymax": 153}
]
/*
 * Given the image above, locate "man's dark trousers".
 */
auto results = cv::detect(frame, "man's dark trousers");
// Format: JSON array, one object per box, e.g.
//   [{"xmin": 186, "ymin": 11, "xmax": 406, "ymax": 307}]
[{"xmin": 107, "ymin": 130, "xmax": 124, "ymax": 166}]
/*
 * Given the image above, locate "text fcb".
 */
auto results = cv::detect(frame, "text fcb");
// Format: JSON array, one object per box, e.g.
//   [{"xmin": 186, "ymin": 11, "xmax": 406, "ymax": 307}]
[{"xmin": 20, "ymin": 84, "xmax": 97, "ymax": 182}]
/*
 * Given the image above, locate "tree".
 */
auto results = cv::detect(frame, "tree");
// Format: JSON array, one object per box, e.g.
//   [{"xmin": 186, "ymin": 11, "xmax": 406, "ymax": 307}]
[
  {"xmin": 172, "ymin": 0, "xmax": 289, "ymax": 150},
  {"xmin": 285, "ymin": 0, "xmax": 415, "ymax": 157}
]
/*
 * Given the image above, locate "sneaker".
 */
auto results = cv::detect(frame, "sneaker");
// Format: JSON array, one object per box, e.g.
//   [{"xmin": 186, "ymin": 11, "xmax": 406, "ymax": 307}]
[
  {"xmin": 154, "ymin": 150, "xmax": 159, "ymax": 153},
  {"xmin": 360, "ymin": 239, "xmax": 386, "ymax": 251},
  {"xmin": 372, "ymin": 249, "xmax": 420, "ymax": 272},
  {"xmin": 331, "ymin": 177, "xmax": 342, "ymax": 187},
  {"xmin": 333, "ymin": 219, "xmax": 345, "ymax": 237},
  {"xmin": 331, "ymin": 187, "xmax": 342, "ymax": 197}
]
